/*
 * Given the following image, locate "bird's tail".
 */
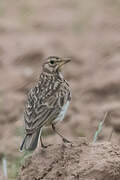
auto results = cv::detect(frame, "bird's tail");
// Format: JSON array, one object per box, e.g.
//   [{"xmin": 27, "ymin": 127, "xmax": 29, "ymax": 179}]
[{"xmin": 20, "ymin": 128, "xmax": 41, "ymax": 151}]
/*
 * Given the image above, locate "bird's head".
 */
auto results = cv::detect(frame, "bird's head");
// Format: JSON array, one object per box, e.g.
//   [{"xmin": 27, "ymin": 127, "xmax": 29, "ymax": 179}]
[{"xmin": 42, "ymin": 56, "xmax": 71, "ymax": 74}]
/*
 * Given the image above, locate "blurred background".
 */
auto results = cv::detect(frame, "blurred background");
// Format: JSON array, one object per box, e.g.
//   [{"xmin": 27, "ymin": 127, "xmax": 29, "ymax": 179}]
[{"xmin": 0, "ymin": 0, "xmax": 120, "ymax": 179}]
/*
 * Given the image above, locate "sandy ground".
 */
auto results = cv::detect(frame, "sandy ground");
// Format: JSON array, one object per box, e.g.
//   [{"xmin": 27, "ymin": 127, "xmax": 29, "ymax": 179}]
[
  {"xmin": 18, "ymin": 138, "xmax": 120, "ymax": 180},
  {"xmin": 0, "ymin": 0, "xmax": 120, "ymax": 179}
]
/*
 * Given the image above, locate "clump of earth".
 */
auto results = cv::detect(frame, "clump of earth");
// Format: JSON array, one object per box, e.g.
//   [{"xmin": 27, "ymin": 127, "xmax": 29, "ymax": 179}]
[{"xmin": 18, "ymin": 138, "xmax": 120, "ymax": 180}]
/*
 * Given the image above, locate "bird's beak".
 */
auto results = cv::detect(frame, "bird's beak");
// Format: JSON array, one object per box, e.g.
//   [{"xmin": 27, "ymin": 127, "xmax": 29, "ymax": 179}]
[{"xmin": 58, "ymin": 57, "xmax": 71, "ymax": 68}]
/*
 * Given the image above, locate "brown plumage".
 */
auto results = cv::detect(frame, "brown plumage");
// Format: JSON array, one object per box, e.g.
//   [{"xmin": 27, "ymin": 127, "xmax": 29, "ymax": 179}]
[{"xmin": 20, "ymin": 56, "xmax": 71, "ymax": 151}]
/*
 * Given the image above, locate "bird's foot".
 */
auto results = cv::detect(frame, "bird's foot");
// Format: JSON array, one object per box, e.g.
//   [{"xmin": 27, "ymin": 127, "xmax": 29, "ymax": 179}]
[
  {"xmin": 62, "ymin": 138, "xmax": 71, "ymax": 143},
  {"xmin": 41, "ymin": 143, "xmax": 52, "ymax": 148}
]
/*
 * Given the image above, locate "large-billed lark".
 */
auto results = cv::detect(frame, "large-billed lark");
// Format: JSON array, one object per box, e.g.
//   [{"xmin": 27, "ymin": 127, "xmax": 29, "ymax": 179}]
[{"xmin": 20, "ymin": 56, "xmax": 71, "ymax": 151}]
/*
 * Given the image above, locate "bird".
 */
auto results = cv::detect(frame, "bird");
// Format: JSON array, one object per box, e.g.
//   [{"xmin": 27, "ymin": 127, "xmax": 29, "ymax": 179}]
[{"xmin": 20, "ymin": 56, "xmax": 71, "ymax": 151}]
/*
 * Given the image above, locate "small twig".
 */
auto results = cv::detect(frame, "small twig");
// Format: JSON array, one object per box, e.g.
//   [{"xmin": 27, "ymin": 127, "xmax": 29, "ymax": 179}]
[
  {"xmin": 108, "ymin": 128, "xmax": 114, "ymax": 141},
  {"xmin": 2, "ymin": 157, "xmax": 8, "ymax": 180},
  {"xmin": 108, "ymin": 112, "xmax": 114, "ymax": 141},
  {"xmin": 93, "ymin": 111, "xmax": 110, "ymax": 143}
]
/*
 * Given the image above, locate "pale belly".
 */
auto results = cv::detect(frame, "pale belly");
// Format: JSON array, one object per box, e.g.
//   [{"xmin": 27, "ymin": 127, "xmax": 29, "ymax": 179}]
[{"xmin": 53, "ymin": 101, "xmax": 70, "ymax": 124}]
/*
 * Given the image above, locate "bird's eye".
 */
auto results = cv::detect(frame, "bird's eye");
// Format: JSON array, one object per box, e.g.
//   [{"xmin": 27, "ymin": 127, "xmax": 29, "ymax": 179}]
[{"xmin": 50, "ymin": 60, "xmax": 54, "ymax": 64}]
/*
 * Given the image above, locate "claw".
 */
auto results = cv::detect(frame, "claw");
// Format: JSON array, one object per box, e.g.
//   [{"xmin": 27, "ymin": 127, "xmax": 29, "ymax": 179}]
[{"xmin": 62, "ymin": 138, "xmax": 71, "ymax": 143}]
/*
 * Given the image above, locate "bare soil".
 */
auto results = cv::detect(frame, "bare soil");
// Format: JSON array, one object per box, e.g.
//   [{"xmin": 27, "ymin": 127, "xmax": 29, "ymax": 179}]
[
  {"xmin": 0, "ymin": 0, "xmax": 120, "ymax": 179},
  {"xmin": 18, "ymin": 138, "xmax": 120, "ymax": 180}
]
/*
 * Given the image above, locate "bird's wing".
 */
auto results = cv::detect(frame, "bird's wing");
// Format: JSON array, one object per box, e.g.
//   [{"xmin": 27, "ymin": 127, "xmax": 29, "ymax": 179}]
[{"xmin": 24, "ymin": 85, "xmax": 64, "ymax": 134}]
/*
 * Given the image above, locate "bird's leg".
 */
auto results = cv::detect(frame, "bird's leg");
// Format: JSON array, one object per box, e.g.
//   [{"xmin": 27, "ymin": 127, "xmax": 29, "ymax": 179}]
[{"xmin": 52, "ymin": 124, "xmax": 71, "ymax": 143}]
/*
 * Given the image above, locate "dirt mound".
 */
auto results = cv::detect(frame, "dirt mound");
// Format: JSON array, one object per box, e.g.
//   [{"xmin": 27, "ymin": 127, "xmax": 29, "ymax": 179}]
[{"xmin": 18, "ymin": 138, "xmax": 120, "ymax": 180}]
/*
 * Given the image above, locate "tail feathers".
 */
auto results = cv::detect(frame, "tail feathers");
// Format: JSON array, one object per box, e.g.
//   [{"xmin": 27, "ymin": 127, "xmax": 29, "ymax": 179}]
[{"xmin": 20, "ymin": 129, "xmax": 41, "ymax": 151}]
